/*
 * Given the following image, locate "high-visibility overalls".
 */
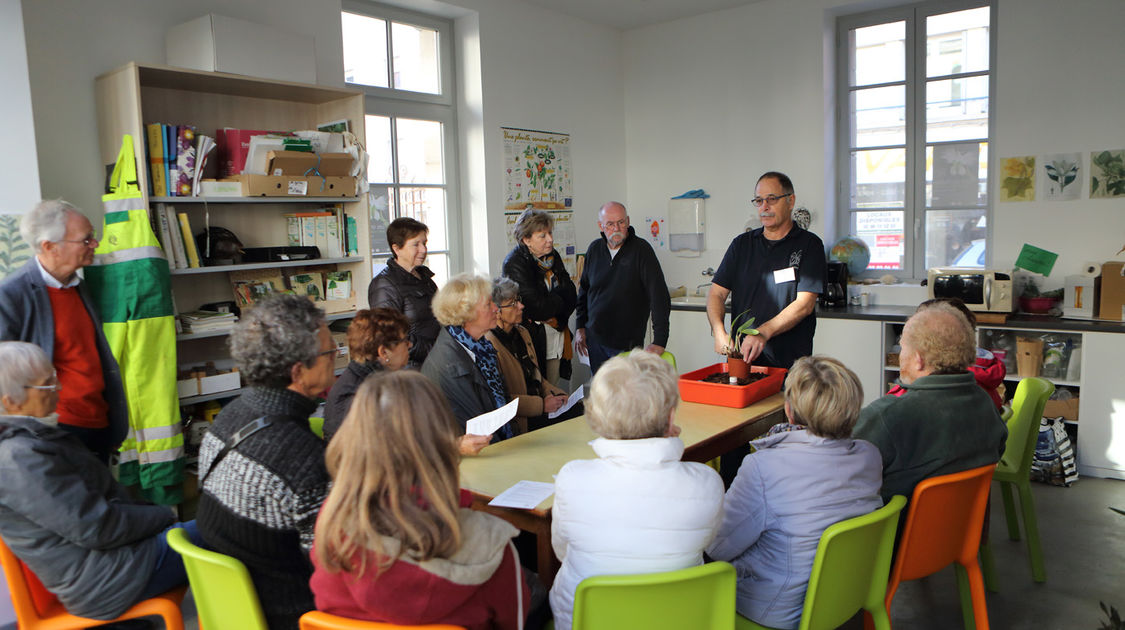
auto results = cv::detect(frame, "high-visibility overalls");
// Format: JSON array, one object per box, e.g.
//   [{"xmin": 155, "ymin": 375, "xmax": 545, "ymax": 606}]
[{"xmin": 85, "ymin": 134, "xmax": 184, "ymax": 505}]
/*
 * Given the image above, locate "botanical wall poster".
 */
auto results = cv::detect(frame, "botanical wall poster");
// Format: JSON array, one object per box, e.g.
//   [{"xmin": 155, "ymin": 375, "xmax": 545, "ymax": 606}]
[
  {"xmin": 932, "ymin": 143, "xmax": 982, "ymax": 207},
  {"xmin": 1040, "ymin": 152, "xmax": 1082, "ymax": 201},
  {"xmin": 502, "ymin": 128, "xmax": 573, "ymax": 211},
  {"xmin": 999, "ymin": 156, "xmax": 1035, "ymax": 202},
  {"xmin": 1090, "ymin": 149, "xmax": 1125, "ymax": 199}
]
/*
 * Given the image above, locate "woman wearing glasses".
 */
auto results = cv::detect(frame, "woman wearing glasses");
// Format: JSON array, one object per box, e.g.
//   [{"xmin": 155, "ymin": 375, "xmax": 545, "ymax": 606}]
[
  {"xmin": 322, "ymin": 308, "xmax": 412, "ymax": 442},
  {"xmin": 485, "ymin": 277, "xmax": 570, "ymax": 433},
  {"xmin": 0, "ymin": 341, "xmax": 199, "ymax": 621},
  {"xmin": 501, "ymin": 209, "xmax": 577, "ymax": 386}
]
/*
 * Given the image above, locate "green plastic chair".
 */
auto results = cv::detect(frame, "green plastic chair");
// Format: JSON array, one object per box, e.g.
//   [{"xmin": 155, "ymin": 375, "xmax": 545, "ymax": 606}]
[
  {"xmin": 982, "ymin": 377, "xmax": 1054, "ymax": 587},
  {"xmin": 166, "ymin": 527, "xmax": 269, "ymax": 630},
  {"xmin": 309, "ymin": 415, "xmax": 326, "ymax": 439},
  {"xmin": 571, "ymin": 561, "xmax": 735, "ymax": 630},
  {"xmin": 618, "ymin": 349, "xmax": 677, "ymax": 370},
  {"xmin": 736, "ymin": 496, "xmax": 907, "ymax": 630}
]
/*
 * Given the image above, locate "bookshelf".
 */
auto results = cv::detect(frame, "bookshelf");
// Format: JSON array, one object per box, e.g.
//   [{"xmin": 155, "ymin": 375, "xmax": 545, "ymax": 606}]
[{"xmin": 94, "ymin": 62, "xmax": 371, "ymax": 405}]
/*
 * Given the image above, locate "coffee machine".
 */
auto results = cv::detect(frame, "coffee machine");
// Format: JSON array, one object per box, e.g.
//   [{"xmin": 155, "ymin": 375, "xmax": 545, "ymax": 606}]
[{"xmin": 822, "ymin": 261, "xmax": 849, "ymax": 307}]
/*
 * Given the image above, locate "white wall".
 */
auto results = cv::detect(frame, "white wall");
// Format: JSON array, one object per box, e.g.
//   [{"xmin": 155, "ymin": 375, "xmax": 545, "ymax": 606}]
[
  {"xmin": 1, "ymin": 0, "xmax": 40, "ymax": 215},
  {"xmin": 623, "ymin": 0, "xmax": 1125, "ymax": 298}
]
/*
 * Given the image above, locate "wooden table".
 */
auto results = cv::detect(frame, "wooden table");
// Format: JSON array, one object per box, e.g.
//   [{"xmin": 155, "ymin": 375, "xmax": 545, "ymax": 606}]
[{"xmin": 459, "ymin": 394, "xmax": 785, "ymax": 584}]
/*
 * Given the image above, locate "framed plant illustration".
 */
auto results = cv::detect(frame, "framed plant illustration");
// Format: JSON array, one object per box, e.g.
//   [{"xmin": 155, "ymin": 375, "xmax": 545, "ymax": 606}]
[
  {"xmin": 1041, "ymin": 153, "xmax": 1081, "ymax": 201},
  {"xmin": 1091, "ymin": 149, "xmax": 1125, "ymax": 199},
  {"xmin": 999, "ymin": 156, "xmax": 1035, "ymax": 202}
]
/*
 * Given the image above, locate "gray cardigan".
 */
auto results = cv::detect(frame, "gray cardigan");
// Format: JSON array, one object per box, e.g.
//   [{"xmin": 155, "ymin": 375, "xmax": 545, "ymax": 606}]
[
  {"xmin": 420, "ymin": 327, "xmax": 500, "ymax": 430},
  {"xmin": 0, "ymin": 415, "xmax": 173, "ymax": 620},
  {"xmin": 0, "ymin": 259, "xmax": 129, "ymax": 447}
]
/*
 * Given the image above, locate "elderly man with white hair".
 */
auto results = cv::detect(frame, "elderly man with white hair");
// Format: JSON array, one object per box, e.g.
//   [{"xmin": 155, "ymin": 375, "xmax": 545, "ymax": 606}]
[{"xmin": 0, "ymin": 200, "xmax": 127, "ymax": 462}]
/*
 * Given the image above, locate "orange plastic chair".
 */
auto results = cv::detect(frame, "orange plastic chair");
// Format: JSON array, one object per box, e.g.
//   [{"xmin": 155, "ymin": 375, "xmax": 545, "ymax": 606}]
[
  {"xmin": 0, "ymin": 535, "xmax": 185, "ymax": 630},
  {"xmin": 885, "ymin": 464, "xmax": 997, "ymax": 630},
  {"xmin": 299, "ymin": 610, "xmax": 465, "ymax": 629}
]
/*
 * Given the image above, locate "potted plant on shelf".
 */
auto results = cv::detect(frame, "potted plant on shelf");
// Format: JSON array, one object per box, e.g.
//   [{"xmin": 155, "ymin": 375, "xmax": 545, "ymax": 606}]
[{"xmin": 725, "ymin": 309, "xmax": 759, "ymax": 380}]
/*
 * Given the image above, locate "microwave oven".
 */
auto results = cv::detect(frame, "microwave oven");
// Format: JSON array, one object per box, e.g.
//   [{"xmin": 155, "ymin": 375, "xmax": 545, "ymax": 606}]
[{"xmin": 927, "ymin": 268, "xmax": 1014, "ymax": 312}]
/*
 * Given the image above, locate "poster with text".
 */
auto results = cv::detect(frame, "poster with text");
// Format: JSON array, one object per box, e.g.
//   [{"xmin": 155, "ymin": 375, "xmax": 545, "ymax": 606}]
[
  {"xmin": 503, "ymin": 128, "xmax": 573, "ymax": 211},
  {"xmin": 505, "ymin": 210, "xmax": 577, "ymax": 279},
  {"xmin": 1040, "ymin": 153, "xmax": 1081, "ymax": 201}
]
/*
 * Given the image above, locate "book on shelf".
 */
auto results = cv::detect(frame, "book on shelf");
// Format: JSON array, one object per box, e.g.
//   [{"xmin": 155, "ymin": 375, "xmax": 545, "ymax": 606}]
[
  {"xmin": 345, "ymin": 216, "xmax": 358, "ymax": 256},
  {"xmin": 289, "ymin": 272, "xmax": 325, "ymax": 301},
  {"xmin": 153, "ymin": 204, "xmax": 175, "ymax": 270},
  {"xmin": 177, "ymin": 212, "xmax": 201, "ymax": 268},
  {"xmin": 179, "ymin": 310, "xmax": 238, "ymax": 334},
  {"xmin": 326, "ymin": 270, "xmax": 352, "ymax": 301},
  {"xmin": 165, "ymin": 124, "xmax": 177, "ymax": 197},
  {"xmin": 146, "ymin": 123, "xmax": 167, "ymax": 197},
  {"xmin": 192, "ymin": 133, "xmax": 217, "ymax": 196},
  {"xmin": 173, "ymin": 125, "xmax": 196, "ymax": 197},
  {"xmin": 230, "ymin": 272, "xmax": 287, "ymax": 309},
  {"xmin": 156, "ymin": 204, "xmax": 188, "ymax": 269}
]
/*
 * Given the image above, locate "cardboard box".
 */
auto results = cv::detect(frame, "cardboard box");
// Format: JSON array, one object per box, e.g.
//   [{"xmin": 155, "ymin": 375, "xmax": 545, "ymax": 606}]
[
  {"xmin": 1096, "ymin": 261, "xmax": 1125, "ymax": 321},
  {"xmin": 198, "ymin": 370, "xmax": 241, "ymax": 396},
  {"xmin": 267, "ymin": 151, "xmax": 354, "ymax": 177},
  {"xmin": 1043, "ymin": 397, "xmax": 1079, "ymax": 421},
  {"xmin": 166, "ymin": 14, "xmax": 316, "ymax": 85},
  {"xmin": 198, "ymin": 179, "xmax": 243, "ymax": 197},
  {"xmin": 177, "ymin": 377, "xmax": 200, "ymax": 398},
  {"xmin": 321, "ymin": 291, "xmax": 357, "ymax": 315},
  {"xmin": 237, "ymin": 174, "xmax": 356, "ymax": 198}
]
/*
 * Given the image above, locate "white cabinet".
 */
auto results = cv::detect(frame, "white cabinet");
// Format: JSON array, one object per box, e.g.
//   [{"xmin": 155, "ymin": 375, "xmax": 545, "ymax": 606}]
[
  {"xmin": 666, "ymin": 309, "xmax": 723, "ymax": 374},
  {"xmin": 1077, "ymin": 332, "xmax": 1125, "ymax": 480}
]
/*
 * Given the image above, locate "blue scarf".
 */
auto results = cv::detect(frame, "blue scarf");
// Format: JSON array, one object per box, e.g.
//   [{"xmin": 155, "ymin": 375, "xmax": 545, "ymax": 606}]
[{"xmin": 447, "ymin": 325, "xmax": 514, "ymax": 440}]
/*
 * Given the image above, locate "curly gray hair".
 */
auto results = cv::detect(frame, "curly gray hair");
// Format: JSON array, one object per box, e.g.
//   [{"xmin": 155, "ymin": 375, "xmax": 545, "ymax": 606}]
[
  {"xmin": 20, "ymin": 199, "xmax": 81, "ymax": 253},
  {"xmin": 0, "ymin": 342, "xmax": 54, "ymax": 407},
  {"xmin": 491, "ymin": 276, "xmax": 521, "ymax": 306},
  {"xmin": 229, "ymin": 294, "xmax": 326, "ymax": 388}
]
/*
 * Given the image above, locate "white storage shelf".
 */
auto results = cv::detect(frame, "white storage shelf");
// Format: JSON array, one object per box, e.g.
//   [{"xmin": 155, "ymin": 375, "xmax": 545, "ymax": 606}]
[{"xmin": 170, "ymin": 256, "xmax": 363, "ymax": 276}]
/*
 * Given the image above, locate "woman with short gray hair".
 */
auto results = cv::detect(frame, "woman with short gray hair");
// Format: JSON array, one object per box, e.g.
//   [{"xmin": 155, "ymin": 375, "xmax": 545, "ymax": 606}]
[
  {"xmin": 196, "ymin": 294, "xmax": 338, "ymax": 629},
  {"xmin": 0, "ymin": 341, "xmax": 199, "ymax": 621},
  {"xmin": 501, "ymin": 208, "xmax": 577, "ymax": 386}
]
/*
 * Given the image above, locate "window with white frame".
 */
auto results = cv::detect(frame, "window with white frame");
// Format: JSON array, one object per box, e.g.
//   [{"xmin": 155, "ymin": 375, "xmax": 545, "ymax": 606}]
[
  {"xmin": 837, "ymin": 2, "xmax": 994, "ymax": 277},
  {"xmin": 342, "ymin": 2, "xmax": 459, "ymax": 287}
]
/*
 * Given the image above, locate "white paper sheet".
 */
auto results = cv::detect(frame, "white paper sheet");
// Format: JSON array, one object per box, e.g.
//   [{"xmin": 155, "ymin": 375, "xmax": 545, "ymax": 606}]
[
  {"xmin": 548, "ymin": 384, "xmax": 584, "ymax": 420},
  {"xmin": 488, "ymin": 480, "xmax": 555, "ymax": 510},
  {"xmin": 466, "ymin": 398, "xmax": 519, "ymax": 436}
]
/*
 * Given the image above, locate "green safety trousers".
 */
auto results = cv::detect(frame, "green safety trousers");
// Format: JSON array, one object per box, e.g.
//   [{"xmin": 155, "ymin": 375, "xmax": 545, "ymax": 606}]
[{"xmin": 85, "ymin": 134, "xmax": 184, "ymax": 505}]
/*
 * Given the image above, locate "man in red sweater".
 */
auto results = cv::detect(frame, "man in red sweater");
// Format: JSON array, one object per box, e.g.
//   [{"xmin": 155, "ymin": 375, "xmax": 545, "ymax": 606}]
[{"xmin": 0, "ymin": 200, "xmax": 129, "ymax": 462}]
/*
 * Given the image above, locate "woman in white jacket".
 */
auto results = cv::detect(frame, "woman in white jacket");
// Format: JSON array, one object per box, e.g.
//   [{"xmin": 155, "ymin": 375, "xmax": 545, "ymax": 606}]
[{"xmin": 548, "ymin": 351, "xmax": 725, "ymax": 630}]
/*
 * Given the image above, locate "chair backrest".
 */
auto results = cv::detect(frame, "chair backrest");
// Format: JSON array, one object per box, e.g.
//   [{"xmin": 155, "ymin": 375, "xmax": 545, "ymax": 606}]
[
  {"xmin": 800, "ymin": 496, "xmax": 907, "ymax": 630},
  {"xmin": 660, "ymin": 351, "xmax": 677, "ymax": 370},
  {"xmin": 299, "ymin": 610, "xmax": 465, "ymax": 629},
  {"xmin": 891, "ymin": 464, "xmax": 996, "ymax": 583},
  {"xmin": 0, "ymin": 535, "xmax": 62, "ymax": 622},
  {"xmin": 571, "ymin": 561, "xmax": 735, "ymax": 630},
  {"xmin": 999, "ymin": 377, "xmax": 1054, "ymax": 476},
  {"xmin": 166, "ymin": 527, "xmax": 269, "ymax": 630}
]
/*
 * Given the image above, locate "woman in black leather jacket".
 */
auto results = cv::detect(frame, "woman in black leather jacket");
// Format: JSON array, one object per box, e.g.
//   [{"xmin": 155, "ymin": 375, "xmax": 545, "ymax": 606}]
[
  {"xmin": 367, "ymin": 217, "xmax": 440, "ymax": 366},
  {"xmin": 501, "ymin": 209, "xmax": 577, "ymax": 385}
]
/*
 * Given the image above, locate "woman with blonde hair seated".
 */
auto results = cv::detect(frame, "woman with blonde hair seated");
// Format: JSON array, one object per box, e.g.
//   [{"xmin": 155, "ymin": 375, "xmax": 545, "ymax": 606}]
[
  {"xmin": 706, "ymin": 355, "xmax": 882, "ymax": 629},
  {"xmin": 310, "ymin": 371, "xmax": 529, "ymax": 630},
  {"xmin": 422, "ymin": 273, "xmax": 514, "ymax": 452},
  {"xmin": 549, "ymin": 351, "xmax": 725, "ymax": 630}
]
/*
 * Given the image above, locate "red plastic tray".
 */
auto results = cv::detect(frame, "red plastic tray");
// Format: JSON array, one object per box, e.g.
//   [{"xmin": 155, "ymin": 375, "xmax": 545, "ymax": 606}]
[{"xmin": 678, "ymin": 363, "xmax": 787, "ymax": 409}]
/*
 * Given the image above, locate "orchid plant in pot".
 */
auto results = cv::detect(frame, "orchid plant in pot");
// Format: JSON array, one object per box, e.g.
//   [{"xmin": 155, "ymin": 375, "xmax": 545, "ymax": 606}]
[{"xmin": 725, "ymin": 309, "xmax": 759, "ymax": 381}]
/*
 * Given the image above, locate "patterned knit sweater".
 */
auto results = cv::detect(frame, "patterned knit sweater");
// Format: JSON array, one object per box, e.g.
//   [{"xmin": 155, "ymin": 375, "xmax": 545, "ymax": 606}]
[{"xmin": 196, "ymin": 387, "xmax": 328, "ymax": 630}]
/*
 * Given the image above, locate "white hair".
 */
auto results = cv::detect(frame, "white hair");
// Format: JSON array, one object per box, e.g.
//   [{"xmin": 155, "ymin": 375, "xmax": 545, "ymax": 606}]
[
  {"xmin": 0, "ymin": 342, "xmax": 54, "ymax": 407},
  {"xmin": 20, "ymin": 199, "xmax": 81, "ymax": 253},
  {"xmin": 586, "ymin": 351, "xmax": 678, "ymax": 439}
]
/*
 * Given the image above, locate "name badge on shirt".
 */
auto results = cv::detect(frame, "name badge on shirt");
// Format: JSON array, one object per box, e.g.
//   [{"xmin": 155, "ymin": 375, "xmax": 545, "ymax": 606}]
[{"xmin": 773, "ymin": 266, "xmax": 796, "ymax": 284}]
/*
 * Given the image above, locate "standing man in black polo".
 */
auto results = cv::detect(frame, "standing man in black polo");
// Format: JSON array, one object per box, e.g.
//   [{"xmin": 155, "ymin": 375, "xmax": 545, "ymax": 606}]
[
  {"xmin": 707, "ymin": 172, "xmax": 825, "ymax": 482},
  {"xmin": 575, "ymin": 201, "xmax": 671, "ymax": 374}
]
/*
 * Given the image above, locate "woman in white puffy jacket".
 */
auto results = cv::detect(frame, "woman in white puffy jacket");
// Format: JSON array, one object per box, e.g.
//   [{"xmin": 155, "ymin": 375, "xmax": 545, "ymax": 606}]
[{"xmin": 548, "ymin": 351, "xmax": 725, "ymax": 630}]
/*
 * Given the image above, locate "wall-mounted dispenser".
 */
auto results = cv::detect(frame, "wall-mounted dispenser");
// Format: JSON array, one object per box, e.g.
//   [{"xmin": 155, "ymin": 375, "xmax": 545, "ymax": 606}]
[{"xmin": 668, "ymin": 198, "xmax": 705, "ymax": 257}]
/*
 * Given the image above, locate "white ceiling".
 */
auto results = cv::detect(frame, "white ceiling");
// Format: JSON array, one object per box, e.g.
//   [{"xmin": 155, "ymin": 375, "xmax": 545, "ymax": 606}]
[{"xmin": 513, "ymin": 0, "xmax": 766, "ymax": 30}]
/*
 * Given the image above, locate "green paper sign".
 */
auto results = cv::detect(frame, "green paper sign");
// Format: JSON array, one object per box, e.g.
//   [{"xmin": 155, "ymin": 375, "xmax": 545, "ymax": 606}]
[{"xmin": 1014, "ymin": 244, "xmax": 1058, "ymax": 276}]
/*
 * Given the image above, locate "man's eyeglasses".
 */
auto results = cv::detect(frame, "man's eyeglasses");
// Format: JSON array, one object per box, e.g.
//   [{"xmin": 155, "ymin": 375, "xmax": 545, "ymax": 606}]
[
  {"xmin": 751, "ymin": 193, "xmax": 792, "ymax": 208},
  {"xmin": 58, "ymin": 234, "xmax": 99, "ymax": 247},
  {"xmin": 498, "ymin": 298, "xmax": 523, "ymax": 310},
  {"xmin": 316, "ymin": 348, "xmax": 337, "ymax": 360},
  {"xmin": 24, "ymin": 382, "xmax": 61, "ymax": 392}
]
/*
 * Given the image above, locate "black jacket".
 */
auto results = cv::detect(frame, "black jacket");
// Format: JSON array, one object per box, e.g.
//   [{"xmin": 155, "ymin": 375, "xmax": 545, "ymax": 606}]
[
  {"xmin": 576, "ymin": 226, "xmax": 671, "ymax": 349},
  {"xmin": 420, "ymin": 327, "xmax": 504, "ymax": 430},
  {"xmin": 367, "ymin": 259, "xmax": 440, "ymax": 366},
  {"xmin": 322, "ymin": 360, "xmax": 384, "ymax": 442},
  {"xmin": 501, "ymin": 244, "xmax": 576, "ymax": 366}
]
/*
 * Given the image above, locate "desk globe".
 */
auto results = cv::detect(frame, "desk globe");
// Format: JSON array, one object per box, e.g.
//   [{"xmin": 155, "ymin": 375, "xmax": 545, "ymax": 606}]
[{"xmin": 830, "ymin": 236, "xmax": 871, "ymax": 277}]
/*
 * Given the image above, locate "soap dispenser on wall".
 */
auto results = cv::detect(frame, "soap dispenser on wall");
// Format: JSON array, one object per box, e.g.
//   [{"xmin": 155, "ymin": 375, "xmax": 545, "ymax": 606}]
[{"xmin": 668, "ymin": 198, "xmax": 705, "ymax": 258}]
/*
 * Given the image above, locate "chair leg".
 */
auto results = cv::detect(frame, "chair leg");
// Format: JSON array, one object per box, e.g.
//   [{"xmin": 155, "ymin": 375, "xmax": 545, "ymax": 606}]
[
  {"xmin": 980, "ymin": 537, "xmax": 998, "ymax": 593},
  {"xmin": 955, "ymin": 564, "xmax": 976, "ymax": 630},
  {"xmin": 956, "ymin": 562, "xmax": 991, "ymax": 630},
  {"xmin": 999, "ymin": 481, "xmax": 1020, "ymax": 541},
  {"xmin": 1016, "ymin": 480, "xmax": 1047, "ymax": 582},
  {"xmin": 867, "ymin": 604, "xmax": 893, "ymax": 630}
]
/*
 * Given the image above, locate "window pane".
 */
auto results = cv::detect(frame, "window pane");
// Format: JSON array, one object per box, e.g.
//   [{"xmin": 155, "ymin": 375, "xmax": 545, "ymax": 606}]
[
  {"xmin": 398, "ymin": 187, "xmax": 447, "ymax": 251},
  {"xmin": 852, "ymin": 211, "xmax": 904, "ymax": 270},
  {"xmin": 342, "ymin": 12, "xmax": 388, "ymax": 88},
  {"xmin": 365, "ymin": 115, "xmax": 393, "ymax": 184},
  {"xmin": 425, "ymin": 252, "xmax": 451, "ymax": 289},
  {"xmin": 852, "ymin": 85, "xmax": 905, "ymax": 148},
  {"xmin": 926, "ymin": 142, "xmax": 988, "ymax": 208},
  {"xmin": 851, "ymin": 21, "xmax": 905, "ymax": 87},
  {"xmin": 926, "ymin": 7, "xmax": 990, "ymax": 77},
  {"xmin": 367, "ymin": 185, "xmax": 396, "ymax": 257},
  {"xmin": 850, "ymin": 148, "xmax": 906, "ymax": 209},
  {"xmin": 391, "ymin": 22, "xmax": 441, "ymax": 94},
  {"xmin": 926, "ymin": 209, "xmax": 987, "ymax": 268},
  {"xmin": 926, "ymin": 76, "xmax": 989, "ymax": 142},
  {"xmin": 396, "ymin": 119, "xmax": 444, "ymax": 184}
]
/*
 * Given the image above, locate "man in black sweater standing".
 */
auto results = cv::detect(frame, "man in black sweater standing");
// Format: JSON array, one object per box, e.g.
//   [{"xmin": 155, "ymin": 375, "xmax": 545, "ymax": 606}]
[{"xmin": 575, "ymin": 201, "xmax": 671, "ymax": 374}]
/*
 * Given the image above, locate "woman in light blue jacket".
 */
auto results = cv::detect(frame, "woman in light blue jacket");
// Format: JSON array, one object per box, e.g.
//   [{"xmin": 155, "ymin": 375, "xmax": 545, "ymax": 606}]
[{"xmin": 706, "ymin": 355, "xmax": 883, "ymax": 630}]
